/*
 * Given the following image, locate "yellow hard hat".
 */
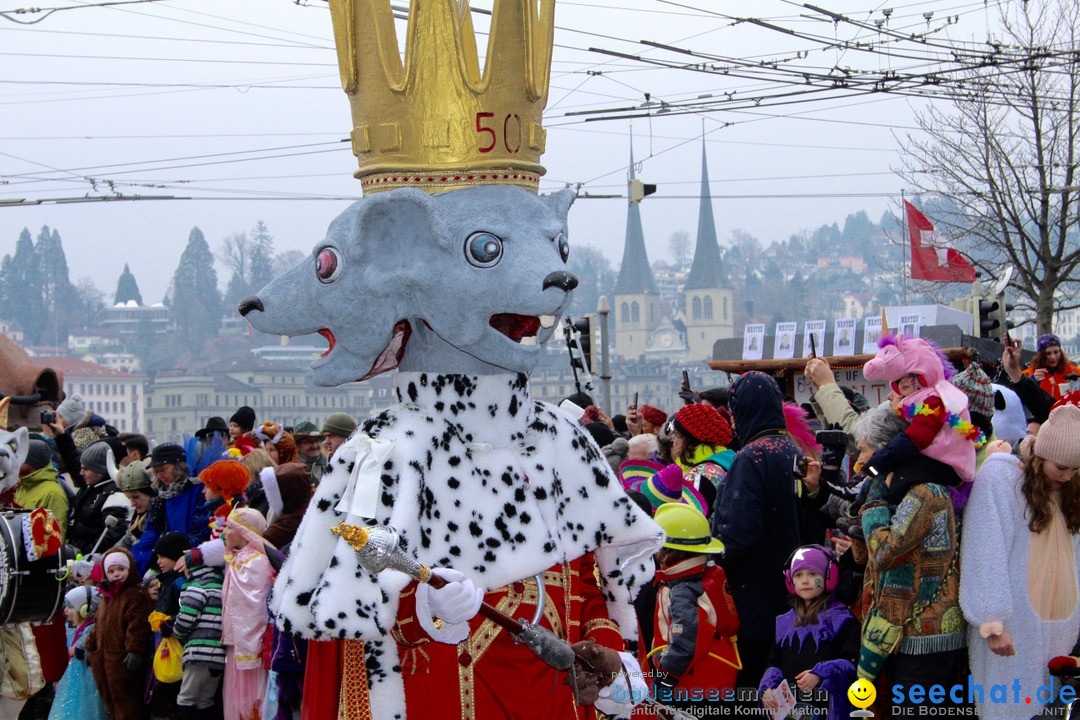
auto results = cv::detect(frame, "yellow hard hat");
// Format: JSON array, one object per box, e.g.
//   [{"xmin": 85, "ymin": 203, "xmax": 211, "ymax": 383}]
[{"xmin": 654, "ymin": 502, "xmax": 725, "ymax": 554}]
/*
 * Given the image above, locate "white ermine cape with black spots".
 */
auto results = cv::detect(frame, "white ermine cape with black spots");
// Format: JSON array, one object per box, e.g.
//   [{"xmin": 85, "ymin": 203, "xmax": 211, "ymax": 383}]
[{"xmin": 271, "ymin": 372, "xmax": 662, "ymax": 719}]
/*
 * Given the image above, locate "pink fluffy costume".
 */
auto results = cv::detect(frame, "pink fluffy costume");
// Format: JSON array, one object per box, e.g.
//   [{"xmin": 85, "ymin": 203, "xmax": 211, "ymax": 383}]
[
  {"xmin": 862, "ymin": 333, "xmax": 984, "ymax": 508},
  {"xmin": 221, "ymin": 507, "xmax": 276, "ymax": 720}
]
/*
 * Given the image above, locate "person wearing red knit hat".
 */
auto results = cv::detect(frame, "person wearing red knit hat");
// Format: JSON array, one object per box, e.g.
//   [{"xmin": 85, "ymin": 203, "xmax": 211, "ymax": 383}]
[
  {"xmin": 627, "ymin": 402, "xmax": 667, "ymax": 437},
  {"xmin": 668, "ymin": 403, "xmax": 736, "ymax": 514}
]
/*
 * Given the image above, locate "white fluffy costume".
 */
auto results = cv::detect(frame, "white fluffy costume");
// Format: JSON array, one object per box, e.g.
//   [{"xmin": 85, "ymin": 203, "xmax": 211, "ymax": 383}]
[
  {"xmin": 960, "ymin": 452, "xmax": 1080, "ymax": 719},
  {"xmin": 271, "ymin": 372, "xmax": 658, "ymax": 717}
]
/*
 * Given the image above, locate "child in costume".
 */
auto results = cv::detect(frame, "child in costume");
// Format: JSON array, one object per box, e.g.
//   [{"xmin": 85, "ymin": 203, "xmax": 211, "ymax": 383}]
[
  {"xmin": 960, "ymin": 402, "xmax": 1080, "ymax": 720},
  {"xmin": 147, "ymin": 532, "xmax": 192, "ymax": 720},
  {"xmin": 173, "ymin": 547, "xmax": 226, "ymax": 717},
  {"xmin": 221, "ymin": 507, "xmax": 275, "ymax": 720},
  {"xmin": 759, "ymin": 545, "xmax": 858, "ymax": 720},
  {"xmin": 862, "ymin": 333, "xmax": 982, "ymax": 509},
  {"xmin": 48, "ymin": 586, "xmax": 106, "ymax": 720},
  {"xmin": 199, "ymin": 459, "xmax": 251, "ymax": 540},
  {"xmin": 651, "ymin": 503, "xmax": 740, "ymax": 707},
  {"xmin": 85, "ymin": 547, "xmax": 153, "ymax": 720}
]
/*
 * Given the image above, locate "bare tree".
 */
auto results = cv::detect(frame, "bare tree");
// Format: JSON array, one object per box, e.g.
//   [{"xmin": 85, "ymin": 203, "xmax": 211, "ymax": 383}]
[
  {"xmin": 668, "ymin": 230, "xmax": 691, "ymax": 269},
  {"xmin": 219, "ymin": 232, "xmax": 254, "ymax": 281},
  {"xmin": 74, "ymin": 276, "xmax": 106, "ymax": 328},
  {"xmin": 897, "ymin": 0, "xmax": 1080, "ymax": 334}
]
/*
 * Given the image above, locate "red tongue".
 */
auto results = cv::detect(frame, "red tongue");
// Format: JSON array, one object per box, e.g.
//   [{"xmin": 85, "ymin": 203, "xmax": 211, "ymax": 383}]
[
  {"xmin": 489, "ymin": 314, "xmax": 540, "ymax": 341},
  {"xmin": 317, "ymin": 328, "xmax": 336, "ymax": 357}
]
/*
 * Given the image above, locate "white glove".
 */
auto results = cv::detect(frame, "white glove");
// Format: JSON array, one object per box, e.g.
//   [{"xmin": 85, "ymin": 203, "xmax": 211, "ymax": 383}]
[
  {"xmin": 594, "ymin": 651, "xmax": 648, "ymax": 719},
  {"xmin": 416, "ymin": 568, "xmax": 484, "ymax": 644}
]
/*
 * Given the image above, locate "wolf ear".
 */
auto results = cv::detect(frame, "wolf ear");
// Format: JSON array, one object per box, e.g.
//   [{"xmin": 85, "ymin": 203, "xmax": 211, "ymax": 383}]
[
  {"xmin": 543, "ymin": 188, "xmax": 576, "ymax": 220},
  {"xmin": 354, "ymin": 188, "xmax": 438, "ymax": 257}
]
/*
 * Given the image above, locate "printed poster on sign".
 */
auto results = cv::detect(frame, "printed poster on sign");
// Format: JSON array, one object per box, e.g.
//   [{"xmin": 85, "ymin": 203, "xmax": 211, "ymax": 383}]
[
  {"xmin": 899, "ymin": 313, "xmax": 921, "ymax": 338},
  {"xmin": 833, "ymin": 318, "xmax": 857, "ymax": 356},
  {"xmin": 803, "ymin": 320, "xmax": 826, "ymax": 358},
  {"xmin": 862, "ymin": 317, "xmax": 883, "ymax": 354},
  {"xmin": 742, "ymin": 324, "xmax": 765, "ymax": 360},
  {"xmin": 774, "ymin": 322, "xmax": 798, "ymax": 360}
]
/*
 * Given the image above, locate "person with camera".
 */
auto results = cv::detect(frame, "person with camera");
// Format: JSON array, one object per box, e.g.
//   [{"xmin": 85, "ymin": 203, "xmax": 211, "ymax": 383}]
[
  {"xmin": 804, "ymin": 357, "xmax": 867, "ymax": 460},
  {"xmin": 1024, "ymin": 334, "xmax": 1080, "ymax": 402}
]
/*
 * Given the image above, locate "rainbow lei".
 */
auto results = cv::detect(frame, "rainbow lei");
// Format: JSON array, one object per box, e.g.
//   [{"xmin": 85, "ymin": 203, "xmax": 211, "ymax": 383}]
[{"xmin": 899, "ymin": 400, "xmax": 987, "ymax": 449}]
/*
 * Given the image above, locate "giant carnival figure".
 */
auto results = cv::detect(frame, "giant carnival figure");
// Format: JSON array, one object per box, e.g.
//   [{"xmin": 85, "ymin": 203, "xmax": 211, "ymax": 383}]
[{"xmin": 239, "ymin": 1, "xmax": 662, "ymax": 718}]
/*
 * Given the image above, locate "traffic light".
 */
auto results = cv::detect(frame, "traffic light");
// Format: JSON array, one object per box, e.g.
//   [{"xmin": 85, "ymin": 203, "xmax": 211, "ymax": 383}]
[
  {"xmin": 975, "ymin": 292, "xmax": 1016, "ymax": 342},
  {"xmin": 629, "ymin": 179, "xmax": 657, "ymax": 204},
  {"xmin": 570, "ymin": 314, "xmax": 596, "ymax": 375}
]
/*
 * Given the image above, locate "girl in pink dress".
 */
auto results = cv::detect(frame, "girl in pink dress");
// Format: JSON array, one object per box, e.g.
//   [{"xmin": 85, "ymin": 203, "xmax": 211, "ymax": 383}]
[{"xmin": 220, "ymin": 507, "xmax": 276, "ymax": 720}]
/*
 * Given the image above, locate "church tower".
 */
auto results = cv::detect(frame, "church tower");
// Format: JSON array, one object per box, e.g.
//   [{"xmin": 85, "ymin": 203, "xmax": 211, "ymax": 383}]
[
  {"xmin": 613, "ymin": 144, "xmax": 661, "ymax": 359},
  {"xmin": 683, "ymin": 141, "xmax": 734, "ymax": 362}
]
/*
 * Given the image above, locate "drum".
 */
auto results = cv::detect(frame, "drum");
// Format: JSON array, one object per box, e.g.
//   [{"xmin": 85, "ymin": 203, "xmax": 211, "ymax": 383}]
[{"xmin": 0, "ymin": 509, "xmax": 67, "ymax": 625}]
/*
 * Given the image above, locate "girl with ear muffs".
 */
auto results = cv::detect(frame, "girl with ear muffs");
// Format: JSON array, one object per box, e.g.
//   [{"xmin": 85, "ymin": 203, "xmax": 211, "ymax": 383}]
[
  {"xmin": 49, "ymin": 586, "xmax": 107, "ymax": 720},
  {"xmin": 759, "ymin": 544, "xmax": 859, "ymax": 720}
]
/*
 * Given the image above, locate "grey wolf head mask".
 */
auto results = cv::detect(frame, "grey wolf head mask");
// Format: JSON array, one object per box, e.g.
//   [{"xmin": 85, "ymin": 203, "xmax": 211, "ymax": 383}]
[{"xmin": 240, "ymin": 185, "xmax": 578, "ymax": 385}]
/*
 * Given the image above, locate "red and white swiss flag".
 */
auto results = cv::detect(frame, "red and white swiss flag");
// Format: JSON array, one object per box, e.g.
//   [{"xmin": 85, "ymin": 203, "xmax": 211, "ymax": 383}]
[{"xmin": 905, "ymin": 200, "xmax": 976, "ymax": 282}]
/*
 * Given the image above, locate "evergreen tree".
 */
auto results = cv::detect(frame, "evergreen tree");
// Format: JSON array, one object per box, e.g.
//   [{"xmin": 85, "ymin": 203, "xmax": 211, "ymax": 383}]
[
  {"xmin": 249, "ymin": 220, "xmax": 276, "ymax": 293},
  {"xmin": 114, "ymin": 263, "xmax": 143, "ymax": 305},
  {"xmin": 36, "ymin": 227, "xmax": 77, "ymax": 344},
  {"xmin": 10, "ymin": 228, "xmax": 46, "ymax": 343},
  {"xmin": 0, "ymin": 254, "xmax": 13, "ymax": 322},
  {"xmin": 171, "ymin": 227, "xmax": 222, "ymax": 349}
]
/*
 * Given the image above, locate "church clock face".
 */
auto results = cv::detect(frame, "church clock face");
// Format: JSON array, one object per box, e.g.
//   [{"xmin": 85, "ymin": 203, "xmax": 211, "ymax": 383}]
[{"xmin": 657, "ymin": 329, "xmax": 676, "ymax": 348}]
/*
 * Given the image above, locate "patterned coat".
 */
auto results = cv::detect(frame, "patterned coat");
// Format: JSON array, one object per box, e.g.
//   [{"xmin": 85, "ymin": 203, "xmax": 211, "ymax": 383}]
[
  {"xmin": 172, "ymin": 562, "xmax": 225, "ymax": 671},
  {"xmin": 271, "ymin": 372, "xmax": 661, "ymax": 719}
]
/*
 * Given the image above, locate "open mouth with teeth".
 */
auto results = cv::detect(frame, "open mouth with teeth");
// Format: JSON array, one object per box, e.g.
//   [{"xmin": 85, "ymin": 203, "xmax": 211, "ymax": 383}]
[{"xmin": 489, "ymin": 314, "xmax": 555, "ymax": 346}]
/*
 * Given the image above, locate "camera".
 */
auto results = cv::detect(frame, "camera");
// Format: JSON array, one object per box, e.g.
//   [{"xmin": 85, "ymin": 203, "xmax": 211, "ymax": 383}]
[
  {"xmin": 816, "ymin": 428, "xmax": 848, "ymax": 470},
  {"xmin": 40, "ymin": 410, "xmax": 56, "ymax": 425}
]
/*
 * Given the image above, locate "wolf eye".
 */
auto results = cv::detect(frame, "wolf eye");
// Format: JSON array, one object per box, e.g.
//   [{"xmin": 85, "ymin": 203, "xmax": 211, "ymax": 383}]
[
  {"xmin": 465, "ymin": 232, "xmax": 503, "ymax": 268},
  {"xmin": 554, "ymin": 232, "xmax": 569, "ymax": 263},
  {"xmin": 315, "ymin": 247, "xmax": 342, "ymax": 283}
]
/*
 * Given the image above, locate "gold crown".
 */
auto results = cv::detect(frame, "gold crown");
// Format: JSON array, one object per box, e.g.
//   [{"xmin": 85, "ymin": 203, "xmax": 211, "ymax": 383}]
[{"xmin": 328, "ymin": 0, "xmax": 555, "ymax": 194}]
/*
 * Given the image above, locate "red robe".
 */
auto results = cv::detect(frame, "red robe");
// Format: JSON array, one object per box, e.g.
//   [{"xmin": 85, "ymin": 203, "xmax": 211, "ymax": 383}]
[{"xmin": 326, "ymin": 554, "xmax": 625, "ymax": 720}]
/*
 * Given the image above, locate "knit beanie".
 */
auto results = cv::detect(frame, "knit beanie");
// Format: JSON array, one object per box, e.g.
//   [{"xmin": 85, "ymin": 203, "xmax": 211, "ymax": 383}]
[
  {"xmin": 639, "ymin": 463, "xmax": 707, "ymax": 514},
  {"xmin": 1034, "ymin": 404, "xmax": 1080, "ymax": 468},
  {"xmin": 24, "ymin": 440, "xmax": 52, "ymax": 471},
  {"xmin": 56, "ymin": 393, "xmax": 86, "ymax": 427},
  {"xmin": 230, "ymin": 406, "xmax": 256, "ymax": 433},
  {"xmin": 673, "ymin": 403, "xmax": 733, "ymax": 447},
  {"xmin": 153, "ymin": 531, "xmax": 192, "ymax": 562},
  {"xmin": 322, "ymin": 412, "xmax": 357, "ymax": 438},
  {"xmin": 80, "ymin": 441, "xmax": 114, "ymax": 478},
  {"xmin": 116, "ymin": 460, "xmax": 154, "ymax": 493},
  {"xmin": 639, "ymin": 405, "xmax": 667, "ymax": 427},
  {"xmin": 788, "ymin": 545, "xmax": 834, "ymax": 580},
  {"xmin": 601, "ymin": 437, "xmax": 629, "ymax": 475},
  {"xmin": 199, "ymin": 459, "xmax": 250, "ymax": 500},
  {"xmin": 951, "ymin": 364, "xmax": 994, "ymax": 418}
]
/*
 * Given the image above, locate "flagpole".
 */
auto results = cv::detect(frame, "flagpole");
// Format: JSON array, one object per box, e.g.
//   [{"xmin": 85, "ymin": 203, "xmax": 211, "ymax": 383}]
[{"xmin": 900, "ymin": 188, "xmax": 908, "ymax": 304}]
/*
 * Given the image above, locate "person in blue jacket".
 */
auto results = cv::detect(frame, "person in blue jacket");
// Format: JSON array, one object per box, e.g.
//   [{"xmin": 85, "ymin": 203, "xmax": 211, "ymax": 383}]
[
  {"xmin": 131, "ymin": 443, "xmax": 210, "ymax": 575},
  {"xmin": 710, "ymin": 371, "xmax": 803, "ymax": 691}
]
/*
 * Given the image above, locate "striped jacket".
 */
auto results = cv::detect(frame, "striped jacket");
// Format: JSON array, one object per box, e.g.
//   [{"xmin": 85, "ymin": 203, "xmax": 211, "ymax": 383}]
[{"xmin": 172, "ymin": 561, "xmax": 225, "ymax": 670}]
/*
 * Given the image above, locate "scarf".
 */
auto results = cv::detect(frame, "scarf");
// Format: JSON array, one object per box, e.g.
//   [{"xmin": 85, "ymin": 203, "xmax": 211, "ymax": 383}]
[{"xmin": 675, "ymin": 443, "xmax": 734, "ymax": 473}]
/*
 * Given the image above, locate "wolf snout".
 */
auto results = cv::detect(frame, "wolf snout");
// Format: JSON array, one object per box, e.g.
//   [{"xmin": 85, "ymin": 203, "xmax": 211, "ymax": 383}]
[
  {"xmin": 543, "ymin": 270, "xmax": 578, "ymax": 293},
  {"xmin": 238, "ymin": 296, "xmax": 265, "ymax": 317}
]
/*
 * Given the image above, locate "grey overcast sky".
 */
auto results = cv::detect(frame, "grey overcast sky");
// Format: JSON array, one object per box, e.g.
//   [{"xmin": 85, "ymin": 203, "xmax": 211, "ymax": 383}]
[{"xmin": 0, "ymin": 0, "xmax": 1012, "ymax": 304}]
